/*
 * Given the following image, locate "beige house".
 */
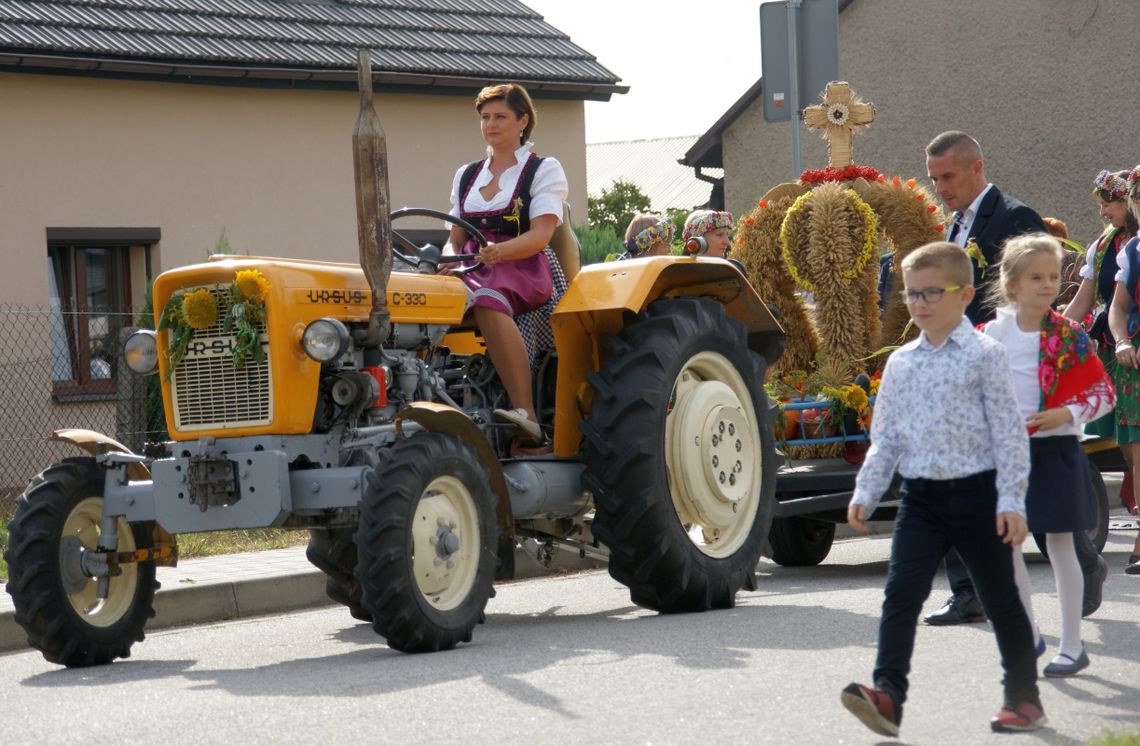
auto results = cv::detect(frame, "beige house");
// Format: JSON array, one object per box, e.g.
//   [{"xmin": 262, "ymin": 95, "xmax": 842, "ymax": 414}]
[
  {"xmin": 685, "ymin": 0, "xmax": 1140, "ymax": 244},
  {"xmin": 0, "ymin": 0, "xmax": 622, "ymax": 495}
]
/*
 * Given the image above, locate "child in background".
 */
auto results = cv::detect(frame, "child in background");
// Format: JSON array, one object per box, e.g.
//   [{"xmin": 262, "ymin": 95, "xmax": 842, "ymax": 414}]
[
  {"xmin": 842, "ymin": 241, "xmax": 1043, "ymax": 736},
  {"xmin": 682, "ymin": 209, "xmax": 733, "ymax": 258},
  {"xmin": 620, "ymin": 213, "xmax": 675, "ymax": 259},
  {"xmin": 980, "ymin": 233, "xmax": 1114, "ymax": 678}
]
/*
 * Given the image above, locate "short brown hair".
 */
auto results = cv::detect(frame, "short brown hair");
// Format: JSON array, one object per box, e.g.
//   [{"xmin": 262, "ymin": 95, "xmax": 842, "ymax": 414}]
[
  {"xmin": 926, "ymin": 131, "xmax": 983, "ymax": 166},
  {"xmin": 901, "ymin": 241, "xmax": 974, "ymax": 287},
  {"xmin": 475, "ymin": 83, "xmax": 537, "ymax": 144}
]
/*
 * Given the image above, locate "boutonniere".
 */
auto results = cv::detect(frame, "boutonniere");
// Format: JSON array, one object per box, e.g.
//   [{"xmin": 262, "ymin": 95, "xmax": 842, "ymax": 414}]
[
  {"xmin": 502, "ymin": 196, "xmax": 524, "ymax": 235},
  {"xmin": 964, "ymin": 239, "xmax": 988, "ymax": 277}
]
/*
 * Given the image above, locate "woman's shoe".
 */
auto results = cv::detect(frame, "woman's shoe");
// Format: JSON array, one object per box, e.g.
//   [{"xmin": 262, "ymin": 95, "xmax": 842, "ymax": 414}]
[
  {"xmin": 1126, "ymin": 555, "xmax": 1140, "ymax": 575},
  {"xmin": 1043, "ymin": 647, "xmax": 1090, "ymax": 678},
  {"xmin": 493, "ymin": 407, "xmax": 542, "ymax": 445}
]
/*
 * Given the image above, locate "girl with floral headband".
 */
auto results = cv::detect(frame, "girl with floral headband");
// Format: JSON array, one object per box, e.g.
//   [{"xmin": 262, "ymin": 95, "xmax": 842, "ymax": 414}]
[
  {"xmin": 620, "ymin": 213, "xmax": 675, "ymax": 258},
  {"xmin": 682, "ymin": 209, "xmax": 734, "ymax": 258},
  {"xmin": 1105, "ymin": 164, "xmax": 1140, "ymax": 575},
  {"xmin": 983, "ymin": 233, "xmax": 1115, "ymax": 677},
  {"xmin": 1064, "ymin": 169, "xmax": 1139, "ymax": 458}
]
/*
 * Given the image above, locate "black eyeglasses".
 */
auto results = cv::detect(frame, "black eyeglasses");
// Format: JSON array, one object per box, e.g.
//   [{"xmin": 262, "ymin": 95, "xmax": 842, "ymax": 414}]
[{"xmin": 900, "ymin": 285, "xmax": 963, "ymax": 304}]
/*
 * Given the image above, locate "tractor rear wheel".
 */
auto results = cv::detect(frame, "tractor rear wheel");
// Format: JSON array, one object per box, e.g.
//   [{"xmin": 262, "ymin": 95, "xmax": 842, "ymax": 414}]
[
  {"xmin": 354, "ymin": 432, "xmax": 496, "ymax": 652},
  {"xmin": 4, "ymin": 457, "xmax": 157, "ymax": 667},
  {"xmin": 582, "ymin": 298, "xmax": 777, "ymax": 612}
]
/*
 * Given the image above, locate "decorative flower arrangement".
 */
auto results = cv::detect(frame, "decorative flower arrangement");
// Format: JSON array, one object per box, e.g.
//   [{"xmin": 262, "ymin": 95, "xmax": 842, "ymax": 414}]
[
  {"xmin": 228, "ymin": 269, "xmax": 271, "ymax": 368},
  {"xmin": 158, "ymin": 269, "xmax": 270, "ymax": 378},
  {"xmin": 964, "ymin": 239, "xmax": 988, "ymax": 277},
  {"xmin": 799, "ymin": 164, "xmax": 883, "ymax": 186}
]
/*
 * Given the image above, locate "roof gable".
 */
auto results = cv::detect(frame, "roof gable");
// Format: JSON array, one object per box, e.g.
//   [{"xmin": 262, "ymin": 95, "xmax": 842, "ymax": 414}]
[
  {"xmin": 0, "ymin": 0, "xmax": 624, "ymax": 96},
  {"xmin": 588, "ymin": 136, "xmax": 721, "ymax": 212}
]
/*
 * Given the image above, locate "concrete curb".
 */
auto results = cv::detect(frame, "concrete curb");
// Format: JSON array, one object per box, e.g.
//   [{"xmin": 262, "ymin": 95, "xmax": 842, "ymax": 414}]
[{"xmin": 1, "ymin": 544, "xmax": 604, "ymax": 656}]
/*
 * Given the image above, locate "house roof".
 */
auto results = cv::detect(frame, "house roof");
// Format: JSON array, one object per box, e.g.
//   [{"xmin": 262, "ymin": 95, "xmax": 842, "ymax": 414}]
[
  {"xmin": 0, "ymin": 0, "xmax": 625, "ymax": 97},
  {"xmin": 683, "ymin": 0, "xmax": 854, "ymax": 168},
  {"xmin": 588, "ymin": 136, "xmax": 722, "ymax": 212}
]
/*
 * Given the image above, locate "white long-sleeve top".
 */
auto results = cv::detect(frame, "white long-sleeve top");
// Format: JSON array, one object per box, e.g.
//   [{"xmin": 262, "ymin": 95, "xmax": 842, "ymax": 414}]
[{"xmin": 983, "ymin": 307, "xmax": 1115, "ymax": 435}]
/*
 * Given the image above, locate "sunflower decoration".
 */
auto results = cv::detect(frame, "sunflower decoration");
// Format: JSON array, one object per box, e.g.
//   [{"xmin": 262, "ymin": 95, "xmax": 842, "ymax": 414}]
[
  {"xmin": 227, "ymin": 269, "xmax": 270, "ymax": 368},
  {"xmin": 158, "ymin": 288, "xmax": 219, "ymax": 377},
  {"xmin": 157, "ymin": 269, "xmax": 271, "ymax": 377}
]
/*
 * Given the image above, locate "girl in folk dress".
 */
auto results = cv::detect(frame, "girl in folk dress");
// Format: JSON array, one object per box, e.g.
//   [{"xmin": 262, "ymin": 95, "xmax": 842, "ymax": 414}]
[{"xmin": 983, "ymin": 234, "xmax": 1115, "ymax": 677}]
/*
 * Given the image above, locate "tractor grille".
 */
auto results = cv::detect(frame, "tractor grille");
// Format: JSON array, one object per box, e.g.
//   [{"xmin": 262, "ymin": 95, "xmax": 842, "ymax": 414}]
[{"xmin": 170, "ymin": 286, "xmax": 272, "ymax": 431}]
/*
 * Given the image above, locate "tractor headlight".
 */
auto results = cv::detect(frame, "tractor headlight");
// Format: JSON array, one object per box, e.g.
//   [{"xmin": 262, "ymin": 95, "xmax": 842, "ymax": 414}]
[
  {"xmin": 123, "ymin": 330, "xmax": 159, "ymax": 375},
  {"xmin": 302, "ymin": 318, "xmax": 350, "ymax": 362}
]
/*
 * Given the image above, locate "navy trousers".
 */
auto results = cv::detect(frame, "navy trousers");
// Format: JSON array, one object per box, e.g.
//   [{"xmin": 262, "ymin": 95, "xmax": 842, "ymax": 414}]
[{"xmin": 873, "ymin": 471, "xmax": 1039, "ymax": 707}]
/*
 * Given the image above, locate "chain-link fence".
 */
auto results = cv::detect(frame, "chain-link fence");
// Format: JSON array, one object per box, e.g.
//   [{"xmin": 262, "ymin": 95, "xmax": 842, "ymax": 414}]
[{"xmin": 0, "ymin": 305, "xmax": 164, "ymax": 514}]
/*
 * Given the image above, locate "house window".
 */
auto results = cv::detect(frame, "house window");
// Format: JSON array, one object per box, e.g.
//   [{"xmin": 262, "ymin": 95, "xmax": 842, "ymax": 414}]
[{"xmin": 47, "ymin": 228, "xmax": 158, "ymax": 401}]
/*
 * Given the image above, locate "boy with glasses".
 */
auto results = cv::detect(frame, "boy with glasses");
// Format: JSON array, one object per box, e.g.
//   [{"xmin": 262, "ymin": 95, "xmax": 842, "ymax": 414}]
[{"xmin": 840, "ymin": 241, "xmax": 1044, "ymax": 735}]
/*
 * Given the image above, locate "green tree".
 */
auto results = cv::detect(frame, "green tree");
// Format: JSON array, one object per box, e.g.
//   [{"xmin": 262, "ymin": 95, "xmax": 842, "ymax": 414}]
[{"xmin": 587, "ymin": 180, "xmax": 651, "ymax": 235}]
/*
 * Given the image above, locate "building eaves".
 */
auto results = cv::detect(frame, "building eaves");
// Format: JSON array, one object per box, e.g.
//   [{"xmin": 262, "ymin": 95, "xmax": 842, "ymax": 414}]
[{"xmin": 0, "ymin": 0, "xmax": 627, "ymax": 97}]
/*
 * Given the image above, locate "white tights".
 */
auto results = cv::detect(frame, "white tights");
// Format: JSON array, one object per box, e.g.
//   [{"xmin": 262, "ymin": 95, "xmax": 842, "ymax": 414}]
[{"xmin": 1011, "ymin": 535, "xmax": 1084, "ymax": 661}]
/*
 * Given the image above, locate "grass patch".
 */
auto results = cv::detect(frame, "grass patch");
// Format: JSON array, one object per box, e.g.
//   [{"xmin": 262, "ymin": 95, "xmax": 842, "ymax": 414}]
[{"xmin": 1089, "ymin": 733, "xmax": 1140, "ymax": 746}]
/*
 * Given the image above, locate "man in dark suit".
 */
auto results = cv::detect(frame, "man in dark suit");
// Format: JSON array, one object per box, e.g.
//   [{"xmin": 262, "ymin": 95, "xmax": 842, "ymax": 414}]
[
  {"xmin": 920, "ymin": 131, "xmax": 1108, "ymax": 625},
  {"xmin": 926, "ymin": 131, "xmax": 1047, "ymax": 323}
]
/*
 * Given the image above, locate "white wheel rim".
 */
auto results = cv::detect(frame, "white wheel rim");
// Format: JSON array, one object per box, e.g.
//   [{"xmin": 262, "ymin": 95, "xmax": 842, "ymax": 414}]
[
  {"xmin": 664, "ymin": 351, "xmax": 763, "ymax": 557},
  {"xmin": 411, "ymin": 475, "xmax": 480, "ymax": 611},
  {"xmin": 59, "ymin": 497, "xmax": 139, "ymax": 627}
]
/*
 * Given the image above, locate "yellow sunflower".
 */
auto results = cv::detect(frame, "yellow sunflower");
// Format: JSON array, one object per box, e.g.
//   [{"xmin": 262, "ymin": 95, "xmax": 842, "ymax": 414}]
[
  {"xmin": 234, "ymin": 269, "xmax": 271, "ymax": 302},
  {"xmin": 846, "ymin": 384, "xmax": 869, "ymax": 413},
  {"xmin": 181, "ymin": 288, "xmax": 218, "ymax": 329}
]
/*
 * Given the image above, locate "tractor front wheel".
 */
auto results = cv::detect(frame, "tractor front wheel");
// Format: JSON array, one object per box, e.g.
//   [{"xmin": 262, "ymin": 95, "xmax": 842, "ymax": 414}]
[
  {"xmin": 354, "ymin": 432, "xmax": 496, "ymax": 652},
  {"xmin": 4, "ymin": 457, "xmax": 157, "ymax": 667}
]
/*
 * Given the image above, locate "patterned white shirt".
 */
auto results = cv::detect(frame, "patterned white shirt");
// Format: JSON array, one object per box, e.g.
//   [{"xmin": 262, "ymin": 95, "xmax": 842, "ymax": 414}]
[{"xmin": 852, "ymin": 318, "xmax": 1030, "ymax": 516}]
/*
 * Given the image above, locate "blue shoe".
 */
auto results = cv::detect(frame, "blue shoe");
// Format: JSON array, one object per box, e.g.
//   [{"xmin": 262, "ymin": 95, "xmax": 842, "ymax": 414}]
[
  {"xmin": 1043, "ymin": 647, "xmax": 1089, "ymax": 678},
  {"xmin": 1035, "ymin": 637, "xmax": 1046, "ymax": 658}
]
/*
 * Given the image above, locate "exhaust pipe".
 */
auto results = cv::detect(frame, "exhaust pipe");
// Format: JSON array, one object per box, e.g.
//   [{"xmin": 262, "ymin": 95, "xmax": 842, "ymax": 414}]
[{"xmin": 352, "ymin": 50, "xmax": 393, "ymax": 346}]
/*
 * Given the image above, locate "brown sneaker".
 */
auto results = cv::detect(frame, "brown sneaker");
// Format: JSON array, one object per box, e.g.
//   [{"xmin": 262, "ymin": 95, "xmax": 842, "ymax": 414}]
[
  {"xmin": 990, "ymin": 700, "xmax": 1046, "ymax": 733},
  {"xmin": 841, "ymin": 682, "xmax": 901, "ymax": 737}
]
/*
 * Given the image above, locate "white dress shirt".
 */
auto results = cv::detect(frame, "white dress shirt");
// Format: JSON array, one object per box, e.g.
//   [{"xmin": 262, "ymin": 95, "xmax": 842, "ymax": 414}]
[{"xmin": 951, "ymin": 183, "xmax": 995, "ymax": 247}]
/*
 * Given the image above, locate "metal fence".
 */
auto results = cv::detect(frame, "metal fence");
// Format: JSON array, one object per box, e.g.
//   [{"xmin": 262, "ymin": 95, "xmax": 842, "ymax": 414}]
[{"xmin": 0, "ymin": 305, "xmax": 163, "ymax": 512}]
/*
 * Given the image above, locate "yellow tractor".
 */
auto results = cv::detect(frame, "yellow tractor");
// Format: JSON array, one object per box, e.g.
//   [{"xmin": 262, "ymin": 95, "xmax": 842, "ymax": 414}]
[{"xmin": 4, "ymin": 54, "xmax": 784, "ymax": 666}]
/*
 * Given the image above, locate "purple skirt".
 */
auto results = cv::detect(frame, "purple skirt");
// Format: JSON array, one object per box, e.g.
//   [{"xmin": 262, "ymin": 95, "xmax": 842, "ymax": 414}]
[{"xmin": 459, "ymin": 233, "xmax": 552, "ymax": 316}]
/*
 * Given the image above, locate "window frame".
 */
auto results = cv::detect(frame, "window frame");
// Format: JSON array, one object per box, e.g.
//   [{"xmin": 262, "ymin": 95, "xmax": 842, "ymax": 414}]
[{"xmin": 47, "ymin": 228, "xmax": 158, "ymax": 402}]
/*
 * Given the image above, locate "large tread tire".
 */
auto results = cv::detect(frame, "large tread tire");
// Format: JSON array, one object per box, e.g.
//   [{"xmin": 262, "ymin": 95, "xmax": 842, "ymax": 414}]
[
  {"xmin": 4, "ymin": 457, "xmax": 157, "ymax": 667},
  {"xmin": 306, "ymin": 528, "xmax": 371, "ymax": 622},
  {"xmin": 581, "ymin": 297, "xmax": 777, "ymax": 612},
  {"xmin": 1033, "ymin": 456, "xmax": 1109, "ymax": 557},
  {"xmin": 768, "ymin": 516, "xmax": 836, "ymax": 567},
  {"xmin": 354, "ymin": 432, "xmax": 496, "ymax": 653}
]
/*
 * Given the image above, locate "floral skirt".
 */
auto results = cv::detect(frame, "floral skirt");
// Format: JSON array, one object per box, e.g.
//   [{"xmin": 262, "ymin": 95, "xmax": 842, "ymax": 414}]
[{"xmin": 1092, "ymin": 342, "xmax": 1140, "ymax": 444}]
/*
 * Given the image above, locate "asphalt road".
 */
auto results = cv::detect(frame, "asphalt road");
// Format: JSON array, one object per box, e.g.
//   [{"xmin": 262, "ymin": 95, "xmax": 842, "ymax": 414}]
[{"xmin": 2, "ymin": 525, "xmax": 1138, "ymax": 745}]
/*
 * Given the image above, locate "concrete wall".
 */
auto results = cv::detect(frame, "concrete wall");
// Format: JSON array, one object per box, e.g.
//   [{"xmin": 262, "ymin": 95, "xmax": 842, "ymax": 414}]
[
  {"xmin": 0, "ymin": 71, "xmax": 588, "ymax": 306},
  {"xmin": 724, "ymin": 0, "xmax": 1140, "ymax": 244}
]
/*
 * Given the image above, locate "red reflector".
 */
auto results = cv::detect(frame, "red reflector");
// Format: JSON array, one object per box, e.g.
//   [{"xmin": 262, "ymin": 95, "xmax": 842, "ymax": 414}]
[{"xmin": 361, "ymin": 366, "xmax": 387, "ymax": 407}]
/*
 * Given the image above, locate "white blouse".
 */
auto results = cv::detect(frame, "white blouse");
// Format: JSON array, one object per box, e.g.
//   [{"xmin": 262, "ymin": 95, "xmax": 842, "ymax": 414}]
[
  {"xmin": 983, "ymin": 308, "xmax": 1114, "ymax": 436},
  {"xmin": 448, "ymin": 142, "xmax": 568, "ymax": 226}
]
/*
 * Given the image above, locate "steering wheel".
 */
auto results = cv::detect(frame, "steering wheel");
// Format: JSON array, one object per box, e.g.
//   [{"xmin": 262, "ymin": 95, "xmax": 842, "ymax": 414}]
[{"xmin": 390, "ymin": 207, "xmax": 488, "ymax": 276}]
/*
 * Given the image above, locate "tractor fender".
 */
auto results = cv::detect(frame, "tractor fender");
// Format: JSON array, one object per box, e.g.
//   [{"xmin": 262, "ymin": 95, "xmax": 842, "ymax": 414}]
[
  {"xmin": 51, "ymin": 428, "xmax": 178, "ymax": 565},
  {"xmin": 548, "ymin": 257, "xmax": 787, "ymax": 456},
  {"xmin": 395, "ymin": 403, "xmax": 514, "ymax": 539}
]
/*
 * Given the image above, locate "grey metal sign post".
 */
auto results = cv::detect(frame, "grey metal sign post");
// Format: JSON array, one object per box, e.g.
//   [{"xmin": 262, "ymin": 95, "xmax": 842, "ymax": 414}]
[{"xmin": 760, "ymin": 0, "xmax": 839, "ymax": 179}]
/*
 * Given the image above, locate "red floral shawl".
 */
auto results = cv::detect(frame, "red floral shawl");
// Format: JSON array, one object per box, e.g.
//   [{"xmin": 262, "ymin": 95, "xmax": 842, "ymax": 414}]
[{"xmin": 1033, "ymin": 309, "xmax": 1114, "ymax": 433}]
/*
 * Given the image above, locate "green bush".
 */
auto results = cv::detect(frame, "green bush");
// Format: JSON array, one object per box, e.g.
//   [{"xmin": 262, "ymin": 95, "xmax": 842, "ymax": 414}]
[
  {"xmin": 574, "ymin": 224, "xmax": 621, "ymax": 266},
  {"xmin": 587, "ymin": 180, "xmax": 651, "ymax": 236}
]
